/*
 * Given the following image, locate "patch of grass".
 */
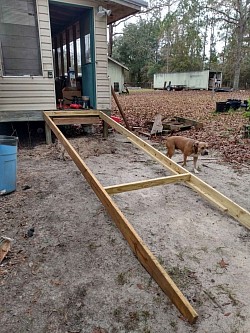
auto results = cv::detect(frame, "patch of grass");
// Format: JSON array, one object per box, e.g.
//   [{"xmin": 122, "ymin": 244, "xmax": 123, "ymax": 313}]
[
  {"xmin": 147, "ymin": 276, "xmax": 153, "ymax": 288},
  {"xmin": 157, "ymin": 255, "xmax": 164, "ymax": 266},
  {"xmin": 228, "ymin": 319, "xmax": 246, "ymax": 333},
  {"xmin": 88, "ymin": 242, "xmax": 101, "ymax": 251},
  {"xmin": 199, "ymin": 246, "xmax": 208, "ymax": 253},
  {"xmin": 214, "ymin": 246, "xmax": 226, "ymax": 255},
  {"xmin": 215, "ymin": 284, "xmax": 239, "ymax": 306},
  {"xmin": 129, "ymin": 311, "xmax": 140, "ymax": 321},
  {"xmin": 123, "ymin": 311, "xmax": 140, "ymax": 331},
  {"xmin": 141, "ymin": 310, "xmax": 150, "ymax": 323},
  {"xmin": 144, "ymin": 160, "xmax": 157, "ymax": 166},
  {"xmin": 153, "ymin": 294, "xmax": 162, "ymax": 305},
  {"xmin": 116, "ymin": 272, "xmax": 128, "ymax": 286},
  {"xmin": 108, "ymin": 235, "xmax": 116, "ymax": 246},
  {"xmin": 187, "ymin": 253, "xmax": 201, "ymax": 264},
  {"xmin": 170, "ymin": 320, "xmax": 178, "ymax": 332},
  {"xmin": 143, "ymin": 328, "xmax": 151, "ymax": 333},
  {"xmin": 168, "ymin": 266, "xmax": 191, "ymax": 288},
  {"xmin": 113, "ymin": 307, "xmax": 122, "ymax": 319},
  {"xmin": 176, "ymin": 250, "xmax": 185, "ymax": 261}
]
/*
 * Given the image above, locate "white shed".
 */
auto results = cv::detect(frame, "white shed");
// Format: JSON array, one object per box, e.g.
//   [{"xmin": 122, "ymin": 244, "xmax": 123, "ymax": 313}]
[
  {"xmin": 108, "ymin": 56, "xmax": 129, "ymax": 93},
  {"xmin": 153, "ymin": 70, "xmax": 223, "ymax": 90},
  {"xmin": 0, "ymin": 0, "xmax": 147, "ymax": 124}
]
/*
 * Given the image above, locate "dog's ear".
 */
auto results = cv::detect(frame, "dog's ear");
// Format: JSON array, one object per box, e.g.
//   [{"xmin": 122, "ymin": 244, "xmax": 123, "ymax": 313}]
[{"xmin": 193, "ymin": 141, "xmax": 199, "ymax": 154}]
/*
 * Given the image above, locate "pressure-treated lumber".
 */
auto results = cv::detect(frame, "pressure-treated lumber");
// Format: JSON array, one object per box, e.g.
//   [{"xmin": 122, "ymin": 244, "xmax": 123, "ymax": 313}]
[
  {"xmin": 44, "ymin": 111, "xmax": 106, "ymax": 144},
  {"xmin": 99, "ymin": 111, "xmax": 250, "ymax": 230},
  {"xmin": 53, "ymin": 116, "xmax": 100, "ymax": 125},
  {"xmin": 45, "ymin": 110, "xmax": 100, "ymax": 117},
  {"xmin": 44, "ymin": 111, "xmax": 198, "ymax": 324},
  {"xmin": 105, "ymin": 173, "xmax": 190, "ymax": 195}
]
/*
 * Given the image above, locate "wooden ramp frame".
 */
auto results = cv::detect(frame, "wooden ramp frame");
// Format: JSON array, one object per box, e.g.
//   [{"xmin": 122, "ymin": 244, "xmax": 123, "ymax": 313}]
[{"xmin": 44, "ymin": 110, "xmax": 250, "ymax": 324}]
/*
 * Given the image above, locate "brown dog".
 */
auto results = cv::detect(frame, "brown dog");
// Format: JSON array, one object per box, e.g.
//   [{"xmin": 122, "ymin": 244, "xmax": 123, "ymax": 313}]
[{"xmin": 166, "ymin": 136, "xmax": 208, "ymax": 173}]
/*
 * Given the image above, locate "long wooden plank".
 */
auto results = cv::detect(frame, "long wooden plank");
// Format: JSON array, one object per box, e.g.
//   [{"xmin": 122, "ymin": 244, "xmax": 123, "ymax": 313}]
[
  {"xmin": 53, "ymin": 117, "xmax": 100, "ymax": 125},
  {"xmin": 43, "ymin": 112, "xmax": 198, "ymax": 324},
  {"xmin": 45, "ymin": 110, "xmax": 100, "ymax": 117},
  {"xmin": 105, "ymin": 173, "xmax": 191, "ymax": 195},
  {"xmin": 99, "ymin": 111, "xmax": 250, "ymax": 229}
]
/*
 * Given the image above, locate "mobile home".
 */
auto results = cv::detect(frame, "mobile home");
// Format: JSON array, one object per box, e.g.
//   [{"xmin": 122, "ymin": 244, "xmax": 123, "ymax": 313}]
[
  {"xmin": 0, "ymin": 0, "xmax": 147, "ymax": 129},
  {"xmin": 153, "ymin": 70, "xmax": 222, "ymax": 90}
]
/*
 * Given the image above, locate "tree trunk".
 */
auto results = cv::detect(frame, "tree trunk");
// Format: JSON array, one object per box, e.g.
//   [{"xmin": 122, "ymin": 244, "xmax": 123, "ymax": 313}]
[
  {"xmin": 232, "ymin": 1, "xmax": 246, "ymax": 90},
  {"xmin": 233, "ymin": 22, "xmax": 244, "ymax": 90}
]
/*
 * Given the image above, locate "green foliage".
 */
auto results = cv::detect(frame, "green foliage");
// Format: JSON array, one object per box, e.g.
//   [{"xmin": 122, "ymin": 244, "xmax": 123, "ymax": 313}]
[
  {"xmin": 113, "ymin": 19, "xmax": 161, "ymax": 83},
  {"xmin": 111, "ymin": 0, "xmax": 250, "ymax": 87}
]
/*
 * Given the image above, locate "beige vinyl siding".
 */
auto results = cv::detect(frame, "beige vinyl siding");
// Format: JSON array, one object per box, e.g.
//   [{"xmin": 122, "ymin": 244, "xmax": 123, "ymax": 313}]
[
  {"xmin": 0, "ymin": 0, "xmax": 55, "ymax": 115},
  {"xmin": 95, "ymin": 12, "xmax": 110, "ymax": 110}
]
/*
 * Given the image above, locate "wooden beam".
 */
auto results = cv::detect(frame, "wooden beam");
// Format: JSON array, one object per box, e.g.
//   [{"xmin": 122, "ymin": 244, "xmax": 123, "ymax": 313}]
[
  {"xmin": 99, "ymin": 111, "xmax": 250, "ymax": 229},
  {"xmin": 105, "ymin": 174, "xmax": 191, "ymax": 195},
  {"xmin": 53, "ymin": 116, "xmax": 100, "ymax": 125},
  {"xmin": 45, "ymin": 122, "xmax": 52, "ymax": 145},
  {"xmin": 111, "ymin": 86, "xmax": 131, "ymax": 131},
  {"xmin": 44, "ymin": 110, "xmax": 100, "ymax": 117},
  {"xmin": 43, "ymin": 112, "xmax": 198, "ymax": 324}
]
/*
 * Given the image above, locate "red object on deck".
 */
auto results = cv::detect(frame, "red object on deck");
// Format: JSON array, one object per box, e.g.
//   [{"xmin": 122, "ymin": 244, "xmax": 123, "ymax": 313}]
[
  {"xmin": 111, "ymin": 116, "xmax": 122, "ymax": 123},
  {"xmin": 70, "ymin": 104, "xmax": 81, "ymax": 109}
]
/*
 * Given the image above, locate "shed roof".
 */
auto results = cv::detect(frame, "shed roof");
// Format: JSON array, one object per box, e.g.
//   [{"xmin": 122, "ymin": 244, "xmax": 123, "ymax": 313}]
[{"xmin": 108, "ymin": 57, "xmax": 129, "ymax": 71}]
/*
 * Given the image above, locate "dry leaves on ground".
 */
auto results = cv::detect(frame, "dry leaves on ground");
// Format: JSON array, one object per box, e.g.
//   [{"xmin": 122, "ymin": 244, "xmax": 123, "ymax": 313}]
[{"xmin": 112, "ymin": 90, "xmax": 250, "ymax": 166}]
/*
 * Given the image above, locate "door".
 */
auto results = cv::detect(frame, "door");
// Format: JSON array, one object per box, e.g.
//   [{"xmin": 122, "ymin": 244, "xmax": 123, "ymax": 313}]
[{"xmin": 80, "ymin": 8, "xmax": 96, "ymax": 108}]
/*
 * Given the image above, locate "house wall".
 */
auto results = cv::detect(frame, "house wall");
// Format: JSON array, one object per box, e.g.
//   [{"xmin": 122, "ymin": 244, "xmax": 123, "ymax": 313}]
[
  {"xmin": 0, "ymin": 0, "xmax": 55, "ymax": 120},
  {"xmin": 0, "ymin": 0, "xmax": 111, "ymax": 122},
  {"xmin": 108, "ymin": 61, "xmax": 126, "ymax": 93},
  {"xmin": 153, "ymin": 70, "xmax": 210, "ymax": 90}
]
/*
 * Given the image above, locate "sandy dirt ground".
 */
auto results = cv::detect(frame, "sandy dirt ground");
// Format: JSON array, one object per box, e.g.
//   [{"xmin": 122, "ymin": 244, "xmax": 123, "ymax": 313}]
[{"xmin": 0, "ymin": 128, "xmax": 249, "ymax": 333}]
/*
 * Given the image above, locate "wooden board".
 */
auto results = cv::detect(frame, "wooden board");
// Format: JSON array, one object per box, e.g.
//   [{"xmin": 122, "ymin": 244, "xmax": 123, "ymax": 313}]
[
  {"xmin": 43, "ymin": 111, "xmax": 198, "ymax": 324},
  {"xmin": 52, "ymin": 116, "xmax": 100, "ymax": 125},
  {"xmin": 98, "ymin": 111, "xmax": 250, "ymax": 230},
  {"xmin": 105, "ymin": 173, "xmax": 190, "ymax": 195},
  {"xmin": 43, "ymin": 109, "xmax": 250, "ymax": 324}
]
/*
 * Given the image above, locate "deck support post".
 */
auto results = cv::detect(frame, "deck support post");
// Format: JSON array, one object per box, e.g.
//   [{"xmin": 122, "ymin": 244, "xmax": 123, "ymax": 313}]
[{"xmin": 45, "ymin": 122, "xmax": 52, "ymax": 144}]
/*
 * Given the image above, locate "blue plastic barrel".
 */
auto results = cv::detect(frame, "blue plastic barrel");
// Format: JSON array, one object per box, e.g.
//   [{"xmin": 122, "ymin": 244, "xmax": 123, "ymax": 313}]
[{"xmin": 0, "ymin": 135, "xmax": 18, "ymax": 195}]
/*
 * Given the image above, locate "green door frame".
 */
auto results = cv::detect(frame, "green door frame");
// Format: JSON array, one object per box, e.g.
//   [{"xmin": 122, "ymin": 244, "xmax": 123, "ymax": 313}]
[
  {"xmin": 49, "ymin": 1, "xmax": 96, "ymax": 108},
  {"xmin": 80, "ymin": 8, "xmax": 96, "ymax": 109}
]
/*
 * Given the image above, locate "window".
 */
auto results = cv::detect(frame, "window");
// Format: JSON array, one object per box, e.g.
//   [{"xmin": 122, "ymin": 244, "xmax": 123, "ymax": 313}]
[
  {"xmin": 114, "ymin": 82, "xmax": 119, "ymax": 92},
  {"xmin": 0, "ymin": 0, "xmax": 42, "ymax": 76},
  {"xmin": 84, "ymin": 33, "xmax": 91, "ymax": 64}
]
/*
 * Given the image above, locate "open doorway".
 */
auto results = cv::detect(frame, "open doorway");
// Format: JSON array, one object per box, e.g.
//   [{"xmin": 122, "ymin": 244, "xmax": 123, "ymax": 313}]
[{"xmin": 49, "ymin": 1, "xmax": 96, "ymax": 109}]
